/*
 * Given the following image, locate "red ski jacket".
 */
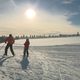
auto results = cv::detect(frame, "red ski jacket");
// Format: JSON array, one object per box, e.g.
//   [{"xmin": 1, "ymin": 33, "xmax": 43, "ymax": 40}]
[
  {"xmin": 24, "ymin": 40, "xmax": 30, "ymax": 48},
  {"xmin": 5, "ymin": 37, "xmax": 15, "ymax": 45}
]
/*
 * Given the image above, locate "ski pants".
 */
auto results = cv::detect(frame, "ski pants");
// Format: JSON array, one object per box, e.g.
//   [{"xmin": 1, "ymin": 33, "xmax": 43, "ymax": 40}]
[
  {"xmin": 24, "ymin": 47, "xmax": 29, "ymax": 57},
  {"xmin": 4, "ymin": 44, "xmax": 15, "ymax": 56}
]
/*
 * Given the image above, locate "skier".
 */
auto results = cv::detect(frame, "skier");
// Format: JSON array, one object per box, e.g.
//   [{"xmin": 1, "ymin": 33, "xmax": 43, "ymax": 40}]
[
  {"xmin": 4, "ymin": 34, "xmax": 15, "ymax": 56},
  {"xmin": 23, "ymin": 38, "xmax": 30, "ymax": 57}
]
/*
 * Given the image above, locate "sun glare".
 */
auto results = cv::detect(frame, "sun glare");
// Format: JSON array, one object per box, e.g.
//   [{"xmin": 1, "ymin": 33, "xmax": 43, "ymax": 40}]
[{"xmin": 25, "ymin": 9, "xmax": 36, "ymax": 19}]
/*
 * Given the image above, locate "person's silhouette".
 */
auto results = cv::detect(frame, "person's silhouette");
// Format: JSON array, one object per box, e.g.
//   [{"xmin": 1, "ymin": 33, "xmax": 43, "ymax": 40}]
[
  {"xmin": 23, "ymin": 38, "xmax": 30, "ymax": 57},
  {"xmin": 4, "ymin": 34, "xmax": 15, "ymax": 56}
]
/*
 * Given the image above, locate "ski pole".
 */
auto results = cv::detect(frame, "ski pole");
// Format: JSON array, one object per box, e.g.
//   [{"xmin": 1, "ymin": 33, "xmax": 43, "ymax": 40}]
[
  {"xmin": 29, "ymin": 47, "xmax": 34, "ymax": 53},
  {"xmin": 0, "ymin": 43, "xmax": 5, "ymax": 50}
]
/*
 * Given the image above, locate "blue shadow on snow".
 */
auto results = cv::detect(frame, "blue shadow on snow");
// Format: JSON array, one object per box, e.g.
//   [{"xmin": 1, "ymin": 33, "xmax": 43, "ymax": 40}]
[{"xmin": 20, "ymin": 56, "xmax": 29, "ymax": 70}]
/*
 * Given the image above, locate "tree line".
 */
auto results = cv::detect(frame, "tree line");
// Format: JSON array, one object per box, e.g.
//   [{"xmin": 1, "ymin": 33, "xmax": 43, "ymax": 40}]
[
  {"xmin": 0, "ymin": 32, "xmax": 80, "ymax": 43},
  {"xmin": 15, "ymin": 32, "xmax": 80, "ymax": 39}
]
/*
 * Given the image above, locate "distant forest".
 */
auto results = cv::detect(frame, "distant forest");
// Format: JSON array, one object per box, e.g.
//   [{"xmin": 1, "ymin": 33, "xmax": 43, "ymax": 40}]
[
  {"xmin": 0, "ymin": 32, "xmax": 80, "ymax": 43},
  {"xmin": 0, "ymin": 36, "xmax": 5, "ymax": 43},
  {"xmin": 15, "ymin": 32, "xmax": 80, "ymax": 39}
]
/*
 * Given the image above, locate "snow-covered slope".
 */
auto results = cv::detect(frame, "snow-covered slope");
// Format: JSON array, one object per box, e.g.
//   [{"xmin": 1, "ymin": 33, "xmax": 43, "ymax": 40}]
[
  {"xmin": 15, "ymin": 37, "xmax": 80, "ymax": 46},
  {"xmin": 0, "ymin": 38, "xmax": 80, "ymax": 80}
]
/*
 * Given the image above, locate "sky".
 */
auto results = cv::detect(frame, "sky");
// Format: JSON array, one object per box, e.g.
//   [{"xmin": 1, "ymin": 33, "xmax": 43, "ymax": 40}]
[{"xmin": 0, "ymin": 0, "xmax": 80, "ymax": 36}]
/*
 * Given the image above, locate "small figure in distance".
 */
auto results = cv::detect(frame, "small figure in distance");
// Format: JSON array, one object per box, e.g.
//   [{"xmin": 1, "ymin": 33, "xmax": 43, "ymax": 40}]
[
  {"xmin": 23, "ymin": 38, "xmax": 30, "ymax": 57},
  {"xmin": 4, "ymin": 34, "xmax": 15, "ymax": 56}
]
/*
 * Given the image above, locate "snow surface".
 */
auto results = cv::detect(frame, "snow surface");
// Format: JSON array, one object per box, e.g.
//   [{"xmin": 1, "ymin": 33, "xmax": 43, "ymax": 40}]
[
  {"xmin": 0, "ymin": 37, "xmax": 80, "ymax": 80},
  {"xmin": 15, "ymin": 37, "xmax": 80, "ymax": 46}
]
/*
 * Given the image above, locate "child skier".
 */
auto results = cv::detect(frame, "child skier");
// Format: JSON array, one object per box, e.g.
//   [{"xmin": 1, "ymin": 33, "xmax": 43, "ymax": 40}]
[{"xmin": 23, "ymin": 38, "xmax": 30, "ymax": 57}]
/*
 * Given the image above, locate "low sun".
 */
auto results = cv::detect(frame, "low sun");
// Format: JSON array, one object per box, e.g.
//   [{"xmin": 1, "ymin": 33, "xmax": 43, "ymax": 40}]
[{"xmin": 25, "ymin": 9, "xmax": 36, "ymax": 19}]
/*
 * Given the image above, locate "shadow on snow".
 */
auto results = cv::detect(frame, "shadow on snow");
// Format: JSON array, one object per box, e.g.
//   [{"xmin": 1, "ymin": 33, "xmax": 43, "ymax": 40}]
[
  {"xmin": 20, "ymin": 56, "xmax": 29, "ymax": 70},
  {"xmin": 0, "ymin": 56, "xmax": 13, "ymax": 66}
]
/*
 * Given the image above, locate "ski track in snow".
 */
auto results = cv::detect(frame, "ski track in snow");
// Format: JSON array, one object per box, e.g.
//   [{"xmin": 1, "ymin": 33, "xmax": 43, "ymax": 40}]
[{"xmin": 0, "ymin": 41, "xmax": 80, "ymax": 80}]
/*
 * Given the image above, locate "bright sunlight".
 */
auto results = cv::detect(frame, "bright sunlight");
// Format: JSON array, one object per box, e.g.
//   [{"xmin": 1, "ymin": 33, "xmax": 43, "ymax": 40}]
[{"xmin": 25, "ymin": 9, "xmax": 36, "ymax": 19}]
